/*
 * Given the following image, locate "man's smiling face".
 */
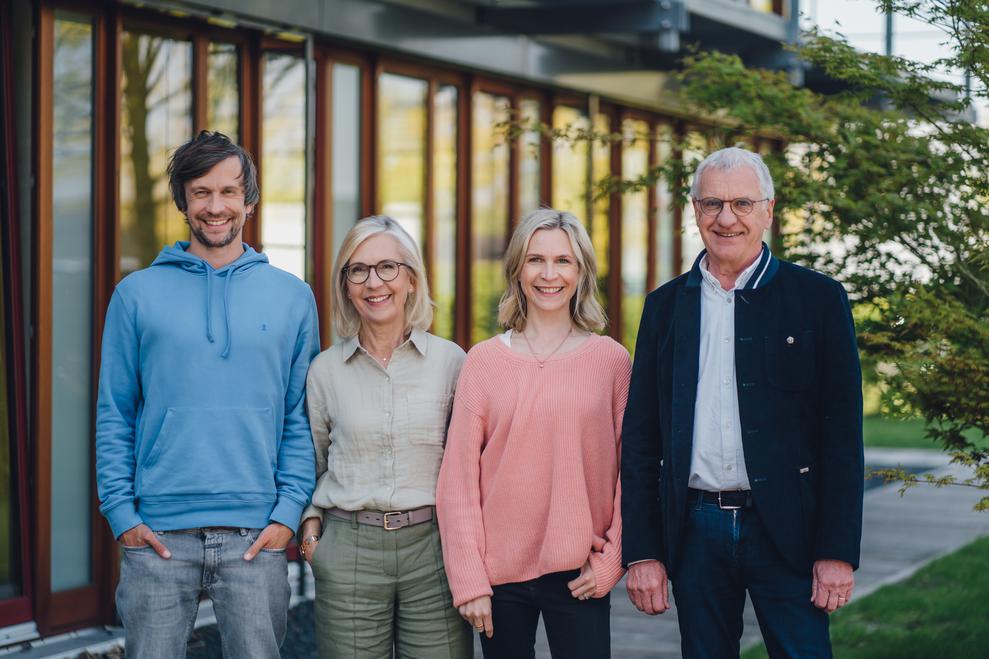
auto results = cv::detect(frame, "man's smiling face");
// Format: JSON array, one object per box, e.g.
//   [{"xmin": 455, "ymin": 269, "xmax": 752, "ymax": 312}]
[{"xmin": 692, "ymin": 165, "xmax": 774, "ymax": 276}]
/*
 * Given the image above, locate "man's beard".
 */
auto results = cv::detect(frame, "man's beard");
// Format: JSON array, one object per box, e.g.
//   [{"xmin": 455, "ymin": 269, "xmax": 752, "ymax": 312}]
[{"xmin": 187, "ymin": 213, "xmax": 243, "ymax": 249}]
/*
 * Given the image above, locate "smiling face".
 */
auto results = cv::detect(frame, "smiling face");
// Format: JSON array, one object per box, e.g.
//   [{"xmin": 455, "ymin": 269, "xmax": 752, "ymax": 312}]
[
  {"xmin": 184, "ymin": 156, "xmax": 253, "ymax": 252},
  {"xmin": 345, "ymin": 233, "xmax": 414, "ymax": 332},
  {"xmin": 693, "ymin": 165, "xmax": 774, "ymax": 277},
  {"xmin": 519, "ymin": 228, "xmax": 579, "ymax": 319}
]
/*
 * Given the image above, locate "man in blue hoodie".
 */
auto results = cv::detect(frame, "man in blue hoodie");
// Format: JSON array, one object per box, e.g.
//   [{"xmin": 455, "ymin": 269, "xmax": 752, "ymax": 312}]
[{"xmin": 96, "ymin": 131, "xmax": 319, "ymax": 658}]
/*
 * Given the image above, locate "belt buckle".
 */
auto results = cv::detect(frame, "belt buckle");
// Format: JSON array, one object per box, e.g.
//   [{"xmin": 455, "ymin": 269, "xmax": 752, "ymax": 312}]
[
  {"xmin": 718, "ymin": 492, "xmax": 742, "ymax": 510},
  {"xmin": 383, "ymin": 511, "xmax": 405, "ymax": 531}
]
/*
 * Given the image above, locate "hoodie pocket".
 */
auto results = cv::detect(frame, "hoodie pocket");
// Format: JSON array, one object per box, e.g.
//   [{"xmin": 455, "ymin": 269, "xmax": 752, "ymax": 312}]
[{"xmin": 139, "ymin": 407, "xmax": 276, "ymax": 498}]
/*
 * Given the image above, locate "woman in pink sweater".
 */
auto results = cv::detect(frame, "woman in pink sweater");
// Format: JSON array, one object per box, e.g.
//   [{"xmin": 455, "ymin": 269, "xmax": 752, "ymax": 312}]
[{"xmin": 436, "ymin": 208, "xmax": 631, "ymax": 658}]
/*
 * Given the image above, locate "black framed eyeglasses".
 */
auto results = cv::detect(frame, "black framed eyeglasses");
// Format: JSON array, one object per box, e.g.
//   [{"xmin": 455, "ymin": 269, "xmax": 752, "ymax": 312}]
[
  {"xmin": 695, "ymin": 197, "xmax": 770, "ymax": 217},
  {"xmin": 343, "ymin": 260, "xmax": 410, "ymax": 284}
]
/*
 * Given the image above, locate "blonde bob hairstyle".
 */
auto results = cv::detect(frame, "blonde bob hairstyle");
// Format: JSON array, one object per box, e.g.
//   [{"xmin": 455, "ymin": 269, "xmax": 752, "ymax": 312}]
[
  {"xmin": 498, "ymin": 208, "xmax": 607, "ymax": 333},
  {"xmin": 331, "ymin": 215, "xmax": 434, "ymax": 338}
]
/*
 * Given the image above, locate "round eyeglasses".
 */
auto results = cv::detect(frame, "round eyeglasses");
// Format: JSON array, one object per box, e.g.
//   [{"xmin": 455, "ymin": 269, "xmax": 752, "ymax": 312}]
[
  {"xmin": 695, "ymin": 197, "xmax": 770, "ymax": 216},
  {"xmin": 343, "ymin": 260, "xmax": 410, "ymax": 285}
]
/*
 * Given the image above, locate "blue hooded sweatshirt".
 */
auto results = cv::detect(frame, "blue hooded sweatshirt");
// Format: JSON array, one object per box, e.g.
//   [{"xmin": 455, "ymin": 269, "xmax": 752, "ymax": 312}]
[{"xmin": 96, "ymin": 242, "xmax": 319, "ymax": 539}]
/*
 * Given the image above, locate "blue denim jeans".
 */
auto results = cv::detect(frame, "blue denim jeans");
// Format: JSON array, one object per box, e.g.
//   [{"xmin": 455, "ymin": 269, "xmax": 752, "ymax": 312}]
[
  {"xmin": 116, "ymin": 527, "xmax": 290, "ymax": 659},
  {"xmin": 670, "ymin": 498, "xmax": 831, "ymax": 659}
]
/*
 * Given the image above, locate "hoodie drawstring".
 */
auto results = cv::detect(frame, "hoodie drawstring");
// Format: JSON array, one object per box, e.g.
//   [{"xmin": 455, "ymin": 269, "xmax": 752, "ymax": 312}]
[
  {"xmin": 220, "ymin": 272, "xmax": 234, "ymax": 358},
  {"xmin": 205, "ymin": 269, "xmax": 216, "ymax": 344}
]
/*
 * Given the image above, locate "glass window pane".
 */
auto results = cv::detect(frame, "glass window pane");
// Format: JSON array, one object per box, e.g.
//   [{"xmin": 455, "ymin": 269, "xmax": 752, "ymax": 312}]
[
  {"xmin": 331, "ymin": 63, "xmax": 361, "ymax": 278},
  {"xmin": 621, "ymin": 118, "xmax": 649, "ymax": 354},
  {"xmin": 682, "ymin": 131, "xmax": 709, "ymax": 273},
  {"xmin": 591, "ymin": 112, "xmax": 612, "ymax": 313},
  {"xmin": 52, "ymin": 12, "xmax": 94, "ymax": 592},
  {"xmin": 0, "ymin": 255, "xmax": 14, "ymax": 600},
  {"xmin": 262, "ymin": 52, "xmax": 307, "ymax": 280},
  {"xmin": 207, "ymin": 42, "xmax": 239, "ymax": 139},
  {"xmin": 472, "ymin": 92, "xmax": 510, "ymax": 344},
  {"xmin": 654, "ymin": 122, "xmax": 675, "ymax": 284},
  {"xmin": 552, "ymin": 106, "xmax": 589, "ymax": 215},
  {"xmin": 518, "ymin": 99, "xmax": 541, "ymax": 216},
  {"xmin": 432, "ymin": 85, "xmax": 458, "ymax": 340},
  {"xmin": 378, "ymin": 73, "xmax": 427, "ymax": 248},
  {"xmin": 119, "ymin": 31, "xmax": 192, "ymax": 276}
]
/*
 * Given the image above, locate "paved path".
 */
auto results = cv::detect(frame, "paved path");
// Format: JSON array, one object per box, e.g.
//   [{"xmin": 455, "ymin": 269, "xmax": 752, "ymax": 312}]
[{"xmin": 12, "ymin": 448, "xmax": 988, "ymax": 658}]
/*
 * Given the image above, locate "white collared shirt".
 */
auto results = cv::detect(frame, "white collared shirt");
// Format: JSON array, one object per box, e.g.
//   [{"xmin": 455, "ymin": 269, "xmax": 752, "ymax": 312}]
[{"xmin": 688, "ymin": 254, "xmax": 765, "ymax": 492}]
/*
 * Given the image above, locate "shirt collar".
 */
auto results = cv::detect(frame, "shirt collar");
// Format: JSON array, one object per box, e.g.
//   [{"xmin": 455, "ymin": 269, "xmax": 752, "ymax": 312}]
[
  {"xmin": 700, "ymin": 250, "xmax": 762, "ymax": 293},
  {"xmin": 341, "ymin": 327, "xmax": 429, "ymax": 362}
]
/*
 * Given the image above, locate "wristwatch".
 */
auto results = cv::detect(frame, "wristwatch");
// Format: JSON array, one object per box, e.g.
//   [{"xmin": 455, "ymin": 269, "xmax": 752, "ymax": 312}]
[{"xmin": 300, "ymin": 534, "xmax": 320, "ymax": 558}]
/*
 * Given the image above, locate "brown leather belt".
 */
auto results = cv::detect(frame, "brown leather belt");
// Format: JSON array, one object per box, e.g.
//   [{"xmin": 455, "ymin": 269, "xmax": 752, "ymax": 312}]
[{"xmin": 327, "ymin": 506, "xmax": 434, "ymax": 531}]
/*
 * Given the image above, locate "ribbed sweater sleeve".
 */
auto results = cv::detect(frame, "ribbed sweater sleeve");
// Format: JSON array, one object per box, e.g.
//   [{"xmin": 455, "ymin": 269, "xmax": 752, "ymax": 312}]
[
  {"xmin": 588, "ymin": 350, "xmax": 632, "ymax": 596},
  {"xmin": 436, "ymin": 355, "xmax": 492, "ymax": 607}
]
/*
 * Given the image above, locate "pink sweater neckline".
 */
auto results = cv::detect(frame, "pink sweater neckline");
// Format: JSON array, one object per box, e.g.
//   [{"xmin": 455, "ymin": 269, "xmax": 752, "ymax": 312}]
[{"xmin": 489, "ymin": 331, "xmax": 604, "ymax": 365}]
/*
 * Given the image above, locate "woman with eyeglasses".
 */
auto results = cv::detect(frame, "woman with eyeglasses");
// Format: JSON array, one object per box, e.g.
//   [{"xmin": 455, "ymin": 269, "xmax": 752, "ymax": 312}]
[
  {"xmin": 436, "ymin": 209, "xmax": 631, "ymax": 658},
  {"xmin": 299, "ymin": 215, "xmax": 472, "ymax": 658}
]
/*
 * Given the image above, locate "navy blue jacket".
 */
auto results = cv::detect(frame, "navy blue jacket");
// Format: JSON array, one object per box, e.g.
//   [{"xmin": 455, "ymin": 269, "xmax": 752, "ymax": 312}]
[{"xmin": 621, "ymin": 246, "xmax": 864, "ymax": 575}]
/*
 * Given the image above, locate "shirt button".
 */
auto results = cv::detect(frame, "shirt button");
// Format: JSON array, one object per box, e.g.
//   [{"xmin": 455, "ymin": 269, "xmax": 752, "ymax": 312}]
[
  {"xmin": 727, "ymin": 298, "xmax": 733, "ymax": 304},
  {"xmin": 723, "ymin": 337, "xmax": 730, "ymax": 343},
  {"xmin": 723, "ymin": 378, "xmax": 730, "ymax": 385},
  {"xmin": 726, "ymin": 465, "xmax": 733, "ymax": 471}
]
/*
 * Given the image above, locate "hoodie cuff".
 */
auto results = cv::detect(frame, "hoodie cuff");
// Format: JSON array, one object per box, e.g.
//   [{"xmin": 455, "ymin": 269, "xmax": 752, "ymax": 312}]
[
  {"xmin": 269, "ymin": 496, "xmax": 306, "ymax": 532},
  {"xmin": 106, "ymin": 501, "xmax": 144, "ymax": 540}
]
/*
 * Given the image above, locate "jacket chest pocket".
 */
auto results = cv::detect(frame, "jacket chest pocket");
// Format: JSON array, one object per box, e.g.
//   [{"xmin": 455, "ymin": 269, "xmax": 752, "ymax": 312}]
[{"xmin": 764, "ymin": 329, "xmax": 816, "ymax": 391}]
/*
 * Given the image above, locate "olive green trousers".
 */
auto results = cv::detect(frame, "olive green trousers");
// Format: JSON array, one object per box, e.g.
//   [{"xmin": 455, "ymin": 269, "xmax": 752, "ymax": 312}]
[{"xmin": 309, "ymin": 511, "xmax": 473, "ymax": 659}]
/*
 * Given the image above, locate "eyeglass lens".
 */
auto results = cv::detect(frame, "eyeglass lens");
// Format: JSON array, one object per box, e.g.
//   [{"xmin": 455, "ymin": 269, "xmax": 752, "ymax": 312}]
[
  {"xmin": 346, "ymin": 260, "xmax": 402, "ymax": 284},
  {"xmin": 698, "ymin": 197, "xmax": 758, "ymax": 216}
]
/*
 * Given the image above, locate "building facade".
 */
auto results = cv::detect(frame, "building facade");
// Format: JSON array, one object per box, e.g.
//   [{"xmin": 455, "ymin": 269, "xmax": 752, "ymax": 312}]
[{"xmin": 0, "ymin": 0, "xmax": 793, "ymax": 642}]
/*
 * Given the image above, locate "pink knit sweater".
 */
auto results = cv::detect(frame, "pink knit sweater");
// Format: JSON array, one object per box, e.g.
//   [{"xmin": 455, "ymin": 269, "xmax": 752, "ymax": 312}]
[{"xmin": 436, "ymin": 334, "xmax": 631, "ymax": 607}]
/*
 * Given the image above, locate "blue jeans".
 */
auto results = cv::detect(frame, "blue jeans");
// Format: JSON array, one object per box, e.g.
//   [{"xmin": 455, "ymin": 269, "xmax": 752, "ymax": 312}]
[
  {"xmin": 116, "ymin": 527, "xmax": 290, "ymax": 659},
  {"xmin": 671, "ymin": 498, "xmax": 831, "ymax": 659}
]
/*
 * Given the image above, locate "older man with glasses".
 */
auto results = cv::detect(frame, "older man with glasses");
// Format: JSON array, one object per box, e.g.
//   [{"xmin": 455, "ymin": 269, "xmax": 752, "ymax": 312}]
[{"xmin": 621, "ymin": 147, "xmax": 864, "ymax": 658}]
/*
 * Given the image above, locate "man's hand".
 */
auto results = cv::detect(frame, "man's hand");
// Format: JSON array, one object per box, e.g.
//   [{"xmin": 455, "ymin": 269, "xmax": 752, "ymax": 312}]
[
  {"xmin": 458, "ymin": 595, "xmax": 493, "ymax": 638},
  {"xmin": 811, "ymin": 559, "xmax": 854, "ymax": 613},
  {"xmin": 118, "ymin": 523, "xmax": 171, "ymax": 559},
  {"xmin": 568, "ymin": 559, "xmax": 597, "ymax": 600},
  {"xmin": 626, "ymin": 560, "xmax": 670, "ymax": 615},
  {"xmin": 243, "ymin": 522, "xmax": 294, "ymax": 561}
]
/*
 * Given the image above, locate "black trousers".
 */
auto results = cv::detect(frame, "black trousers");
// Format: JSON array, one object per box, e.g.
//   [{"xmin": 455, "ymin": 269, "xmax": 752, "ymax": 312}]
[{"xmin": 479, "ymin": 569, "xmax": 610, "ymax": 659}]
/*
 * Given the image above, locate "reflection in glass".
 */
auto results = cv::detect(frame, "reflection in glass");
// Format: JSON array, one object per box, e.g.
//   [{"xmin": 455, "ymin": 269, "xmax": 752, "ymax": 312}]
[
  {"xmin": 518, "ymin": 99, "xmax": 541, "ymax": 216},
  {"xmin": 0, "ymin": 247, "xmax": 13, "ymax": 600},
  {"xmin": 207, "ymin": 42, "xmax": 239, "ymax": 139},
  {"xmin": 591, "ymin": 112, "xmax": 612, "ymax": 314},
  {"xmin": 332, "ymin": 63, "xmax": 362, "ymax": 289},
  {"xmin": 262, "ymin": 52, "xmax": 307, "ymax": 279},
  {"xmin": 682, "ymin": 131, "xmax": 709, "ymax": 273},
  {"xmin": 621, "ymin": 119, "xmax": 649, "ymax": 353},
  {"xmin": 432, "ymin": 85, "xmax": 458, "ymax": 340},
  {"xmin": 52, "ymin": 13, "xmax": 94, "ymax": 592},
  {"xmin": 654, "ymin": 123, "xmax": 675, "ymax": 284},
  {"xmin": 552, "ymin": 106, "xmax": 589, "ymax": 215},
  {"xmin": 472, "ymin": 92, "xmax": 510, "ymax": 344},
  {"xmin": 378, "ymin": 73, "xmax": 427, "ymax": 246},
  {"xmin": 119, "ymin": 31, "xmax": 192, "ymax": 276}
]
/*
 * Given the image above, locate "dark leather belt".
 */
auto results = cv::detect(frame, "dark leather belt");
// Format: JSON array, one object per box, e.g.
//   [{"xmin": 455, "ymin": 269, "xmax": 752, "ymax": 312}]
[
  {"xmin": 327, "ymin": 506, "xmax": 433, "ymax": 531},
  {"xmin": 688, "ymin": 488, "xmax": 753, "ymax": 510}
]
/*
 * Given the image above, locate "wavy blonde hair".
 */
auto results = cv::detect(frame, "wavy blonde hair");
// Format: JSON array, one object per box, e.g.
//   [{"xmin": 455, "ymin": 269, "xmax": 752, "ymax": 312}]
[
  {"xmin": 498, "ymin": 208, "xmax": 607, "ymax": 333},
  {"xmin": 331, "ymin": 215, "xmax": 434, "ymax": 338}
]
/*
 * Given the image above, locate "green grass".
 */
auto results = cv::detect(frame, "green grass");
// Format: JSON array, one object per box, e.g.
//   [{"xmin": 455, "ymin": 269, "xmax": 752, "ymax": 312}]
[
  {"xmin": 863, "ymin": 416, "xmax": 937, "ymax": 450},
  {"xmin": 742, "ymin": 535, "xmax": 989, "ymax": 659},
  {"xmin": 863, "ymin": 415, "xmax": 988, "ymax": 450}
]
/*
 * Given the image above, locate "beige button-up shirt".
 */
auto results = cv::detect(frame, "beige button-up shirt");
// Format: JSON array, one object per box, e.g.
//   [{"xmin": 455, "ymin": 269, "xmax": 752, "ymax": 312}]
[{"xmin": 302, "ymin": 328, "xmax": 466, "ymax": 523}]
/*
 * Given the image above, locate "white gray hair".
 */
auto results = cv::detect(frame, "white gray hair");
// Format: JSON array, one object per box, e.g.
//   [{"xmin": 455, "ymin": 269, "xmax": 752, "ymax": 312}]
[
  {"xmin": 690, "ymin": 147, "xmax": 775, "ymax": 200},
  {"xmin": 331, "ymin": 215, "xmax": 434, "ymax": 338}
]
